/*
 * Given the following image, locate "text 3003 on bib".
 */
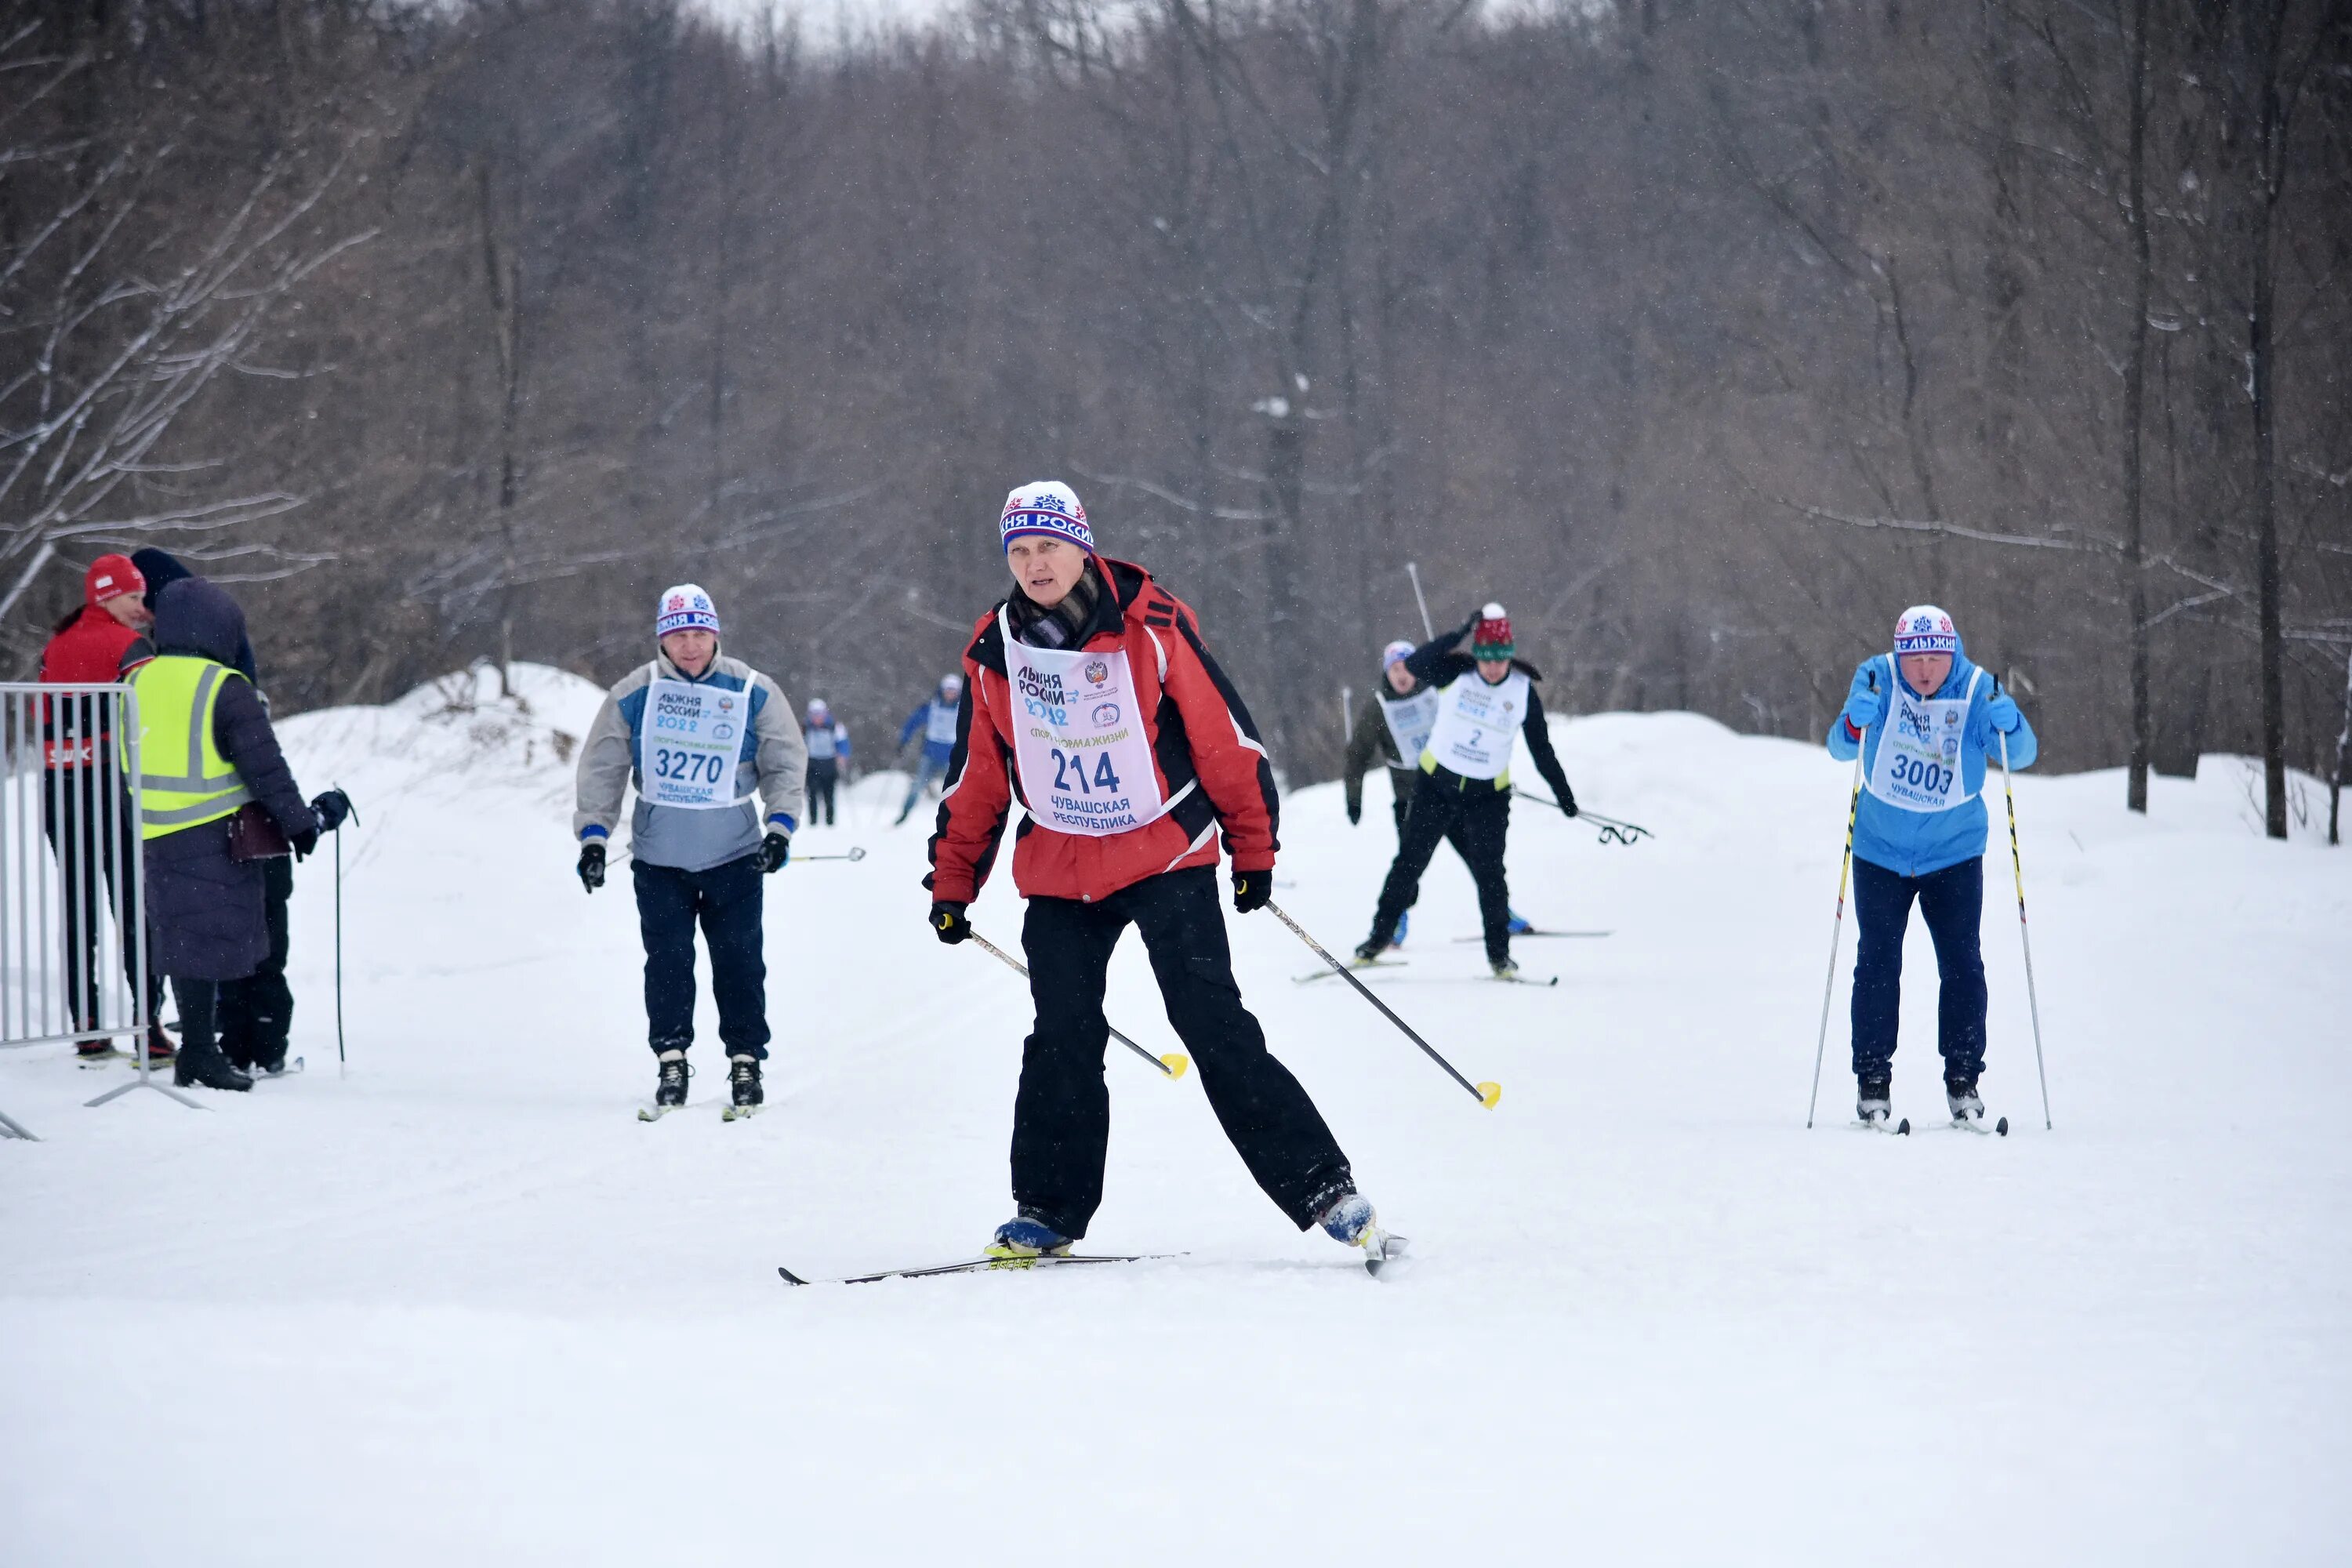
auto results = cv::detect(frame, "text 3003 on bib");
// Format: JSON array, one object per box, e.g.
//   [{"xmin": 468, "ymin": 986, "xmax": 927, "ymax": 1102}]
[
  {"xmin": 1866, "ymin": 666, "xmax": 1983, "ymax": 814},
  {"xmin": 639, "ymin": 679, "xmax": 752, "ymax": 810},
  {"xmin": 998, "ymin": 609, "xmax": 1167, "ymax": 837}
]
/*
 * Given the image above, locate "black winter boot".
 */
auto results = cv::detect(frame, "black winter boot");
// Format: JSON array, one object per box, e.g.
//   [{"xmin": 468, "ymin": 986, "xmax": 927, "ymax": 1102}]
[
  {"xmin": 655, "ymin": 1051, "xmax": 691, "ymax": 1109},
  {"xmin": 175, "ymin": 1034, "xmax": 252, "ymax": 1093},
  {"xmin": 728, "ymin": 1055, "xmax": 763, "ymax": 1109}
]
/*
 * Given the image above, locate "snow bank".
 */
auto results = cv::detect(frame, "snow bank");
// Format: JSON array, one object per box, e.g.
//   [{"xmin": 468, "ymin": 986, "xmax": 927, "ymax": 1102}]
[{"xmin": 2, "ymin": 677, "xmax": 2346, "ymax": 1565}]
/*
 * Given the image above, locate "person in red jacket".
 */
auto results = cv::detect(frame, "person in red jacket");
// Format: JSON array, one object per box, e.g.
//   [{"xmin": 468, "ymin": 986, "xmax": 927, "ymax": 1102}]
[
  {"xmin": 925, "ymin": 481, "xmax": 1385, "ymax": 1262},
  {"xmin": 38, "ymin": 554, "xmax": 170, "ymax": 1064}
]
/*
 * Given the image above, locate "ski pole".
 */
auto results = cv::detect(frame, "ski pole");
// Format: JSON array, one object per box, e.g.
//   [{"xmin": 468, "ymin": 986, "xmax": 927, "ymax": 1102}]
[
  {"xmin": 1404, "ymin": 561, "xmax": 1435, "ymax": 639},
  {"xmin": 1512, "ymin": 788, "xmax": 1651, "ymax": 845},
  {"xmin": 797, "ymin": 847, "xmax": 867, "ymax": 863},
  {"xmin": 1806, "ymin": 681, "xmax": 1872, "ymax": 1130},
  {"xmin": 335, "ymin": 788, "xmax": 358, "ymax": 1076},
  {"xmin": 966, "ymin": 927, "xmax": 1189, "ymax": 1080},
  {"xmin": 1998, "ymin": 728, "xmax": 2053, "ymax": 1131},
  {"xmin": 1265, "ymin": 900, "xmax": 1500, "ymax": 1109}
]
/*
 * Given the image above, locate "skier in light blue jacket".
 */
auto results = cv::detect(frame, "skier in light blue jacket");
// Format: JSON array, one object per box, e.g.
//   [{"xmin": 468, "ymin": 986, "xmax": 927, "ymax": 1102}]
[{"xmin": 1827, "ymin": 604, "xmax": 2036, "ymax": 1128}]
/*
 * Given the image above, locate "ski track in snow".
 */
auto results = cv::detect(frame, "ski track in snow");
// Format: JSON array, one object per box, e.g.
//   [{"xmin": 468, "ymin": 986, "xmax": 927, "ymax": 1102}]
[{"xmin": 3, "ymin": 665, "xmax": 2347, "ymax": 1565}]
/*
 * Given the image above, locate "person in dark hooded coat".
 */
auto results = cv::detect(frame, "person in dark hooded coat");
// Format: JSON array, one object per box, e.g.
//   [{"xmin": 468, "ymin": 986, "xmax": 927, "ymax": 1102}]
[{"xmin": 128, "ymin": 578, "xmax": 341, "ymax": 1091}]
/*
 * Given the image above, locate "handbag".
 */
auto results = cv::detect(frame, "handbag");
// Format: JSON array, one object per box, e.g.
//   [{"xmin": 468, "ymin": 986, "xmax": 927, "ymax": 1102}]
[{"xmin": 227, "ymin": 800, "xmax": 292, "ymax": 862}]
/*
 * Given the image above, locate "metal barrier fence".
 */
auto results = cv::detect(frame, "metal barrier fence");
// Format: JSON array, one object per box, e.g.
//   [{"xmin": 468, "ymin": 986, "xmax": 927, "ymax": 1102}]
[{"xmin": 0, "ymin": 681, "xmax": 198, "ymax": 1139}]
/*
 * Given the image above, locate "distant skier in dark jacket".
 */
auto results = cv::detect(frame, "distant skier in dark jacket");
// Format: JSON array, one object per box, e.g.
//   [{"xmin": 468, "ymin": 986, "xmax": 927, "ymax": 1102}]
[
  {"xmin": 124, "ymin": 579, "xmax": 348, "ymax": 1091},
  {"xmin": 1355, "ymin": 605, "xmax": 1578, "ymax": 978}
]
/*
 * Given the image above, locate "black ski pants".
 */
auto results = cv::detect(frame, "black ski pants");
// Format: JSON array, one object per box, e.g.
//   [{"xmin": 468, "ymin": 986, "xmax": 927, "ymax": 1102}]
[
  {"xmin": 39, "ymin": 764, "xmax": 159, "ymax": 1032},
  {"xmin": 1368, "ymin": 779, "xmax": 1514, "ymax": 965},
  {"xmin": 220, "ymin": 855, "xmax": 294, "ymax": 1070},
  {"xmin": 1849, "ymin": 855, "xmax": 1987, "ymax": 1086},
  {"xmin": 1014, "ymin": 866, "xmax": 1353, "ymax": 1239},
  {"xmin": 805, "ymin": 758, "xmax": 839, "ymax": 826},
  {"xmin": 633, "ymin": 851, "xmax": 769, "ymax": 1059}
]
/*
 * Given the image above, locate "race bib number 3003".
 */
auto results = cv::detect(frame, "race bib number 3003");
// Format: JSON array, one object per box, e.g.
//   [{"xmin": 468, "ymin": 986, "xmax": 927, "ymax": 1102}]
[{"xmin": 639, "ymin": 679, "xmax": 750, "ymax": 810}]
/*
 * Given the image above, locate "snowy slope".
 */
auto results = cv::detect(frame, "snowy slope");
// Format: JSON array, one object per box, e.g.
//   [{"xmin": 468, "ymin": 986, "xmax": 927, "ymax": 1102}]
[{"xmin": 2, "ymin": 665, "xmax": 2347, "ymax": 1566}]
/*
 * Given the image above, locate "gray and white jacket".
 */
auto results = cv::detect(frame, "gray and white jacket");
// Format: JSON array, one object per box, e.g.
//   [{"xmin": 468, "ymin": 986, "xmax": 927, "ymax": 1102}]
[{"xmin": 574, "ymin": 648, "xmax": 807, "ymax": 873}]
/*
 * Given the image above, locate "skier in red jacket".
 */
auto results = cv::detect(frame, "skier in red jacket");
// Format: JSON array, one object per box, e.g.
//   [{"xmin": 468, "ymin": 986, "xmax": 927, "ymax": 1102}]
[
  {"xmin": 926, "ymin": 481, "xmax": 1385, "ymax": 1262},
  {"xmin": 38, "ymin": 554, "xmax": 171, "ymax": 1064}
]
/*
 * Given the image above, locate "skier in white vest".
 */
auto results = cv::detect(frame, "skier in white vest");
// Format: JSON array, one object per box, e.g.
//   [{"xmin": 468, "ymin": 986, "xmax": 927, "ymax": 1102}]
[{"xmin": 1353, "ymin": 604, "xmax": 1578, "ymax": 978}]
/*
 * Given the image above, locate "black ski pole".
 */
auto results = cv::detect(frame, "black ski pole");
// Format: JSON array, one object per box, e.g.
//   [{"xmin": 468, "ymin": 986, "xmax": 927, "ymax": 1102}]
[
  {"xmin": 1265, "ymin": 900, "xmax": 1500, "ymax": 1109},
  {"xmin": 966, "ymin": 928, "xmax": 1189, "ymax": 1080},
  {"xmin": 335, "ymin": 788, "xmax": 358, "ymax": 1076}
]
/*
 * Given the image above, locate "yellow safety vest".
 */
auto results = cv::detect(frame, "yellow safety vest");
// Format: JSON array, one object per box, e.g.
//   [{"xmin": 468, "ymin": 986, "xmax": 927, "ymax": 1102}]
[{"xmin": 122, "ymin": 655, "xmax": 252, "ymax": 839}]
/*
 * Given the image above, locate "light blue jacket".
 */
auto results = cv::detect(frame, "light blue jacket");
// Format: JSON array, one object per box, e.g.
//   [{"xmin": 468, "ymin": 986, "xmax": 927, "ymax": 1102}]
[{"xmin": 1825, "ymin": 643, "xmax": 2038, "ymax": 878}]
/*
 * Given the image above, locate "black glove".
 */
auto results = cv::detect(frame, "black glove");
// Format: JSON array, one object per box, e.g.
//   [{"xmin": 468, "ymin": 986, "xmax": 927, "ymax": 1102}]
[
  {"xmin": 1559, "ymin": 789, "xmax": 1580, "ymax": 820},
  {"xmin": 758, "ymin": 831, "xmax": 791, "ymax": 874},
  {"xmin": 931, "ymin": 901, "xmax": 971, "ymax": 945},
  {"xmin": 291, "ymin": 822, "xmax": 321, "ymax": 861},
  {"xmin": 578, "ymin": 840, "xmax": 606, "ymax": 894},
  {"xmin": 1231, "ymin": 869, "xmax": 1272, "ymax": 914},
  {"xmin": 310, "ymin": 788, "xmax": 354, "ymax": 832}
]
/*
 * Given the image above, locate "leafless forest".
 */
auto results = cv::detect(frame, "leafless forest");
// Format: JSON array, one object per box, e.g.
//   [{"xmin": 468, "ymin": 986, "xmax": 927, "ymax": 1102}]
[{"xmin": 5, "ymin": 0, "xmax": 2348, "ymax": 831}]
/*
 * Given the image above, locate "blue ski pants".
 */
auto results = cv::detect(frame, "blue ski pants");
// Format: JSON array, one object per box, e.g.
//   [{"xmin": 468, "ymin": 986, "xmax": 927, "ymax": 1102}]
[{"xmin": 1849, "ymin": 855, "xmax": 1986, "ymax": 1086}]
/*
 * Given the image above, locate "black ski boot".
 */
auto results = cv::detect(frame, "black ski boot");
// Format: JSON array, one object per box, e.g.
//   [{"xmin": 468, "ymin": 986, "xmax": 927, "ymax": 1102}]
[
  {"xmin": 1856, "ymin": 1076, "xmax": 1893, "ymax": 1127},
  {"xmin": 655, "ymin": 1051, "xmax": 691, "ymax": 1108},
  {"xmin": 1946, "ymin": 1076, "xmax": 1985, "ymax": 1123},
  {"xmin": 725, "ymin": 1055, "xmax": 764, "ymax": 1120},
  {"xmin": 175, "ymin": 1034, "xmax": 252, "ymax": 1093}
]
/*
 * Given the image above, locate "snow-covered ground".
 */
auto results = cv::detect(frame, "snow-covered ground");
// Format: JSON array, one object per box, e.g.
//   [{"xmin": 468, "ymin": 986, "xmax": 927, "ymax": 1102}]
[{"xmin": 3, "ymin": 664, "xmax": 2347, "ymax": 1565}]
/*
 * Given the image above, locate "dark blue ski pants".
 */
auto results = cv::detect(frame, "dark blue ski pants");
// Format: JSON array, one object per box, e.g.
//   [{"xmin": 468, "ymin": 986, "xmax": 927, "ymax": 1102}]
[
  {"xmin": 633, "ymin": 852, "xmax": 769, "ymax": 1059},
  {"xmin": 1849, "ymin": 855, "xmax": 1986, "ymax": 1086}
]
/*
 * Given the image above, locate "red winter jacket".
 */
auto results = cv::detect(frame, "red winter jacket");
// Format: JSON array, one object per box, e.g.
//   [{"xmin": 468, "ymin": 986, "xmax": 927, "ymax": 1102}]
[
  {"xmin": 924, "ymin": 557, "xmax": 1279, "ymax": 906},
  {"xmin": 38, "ymin": 605, "xmax": 143, "ymax": 768}
]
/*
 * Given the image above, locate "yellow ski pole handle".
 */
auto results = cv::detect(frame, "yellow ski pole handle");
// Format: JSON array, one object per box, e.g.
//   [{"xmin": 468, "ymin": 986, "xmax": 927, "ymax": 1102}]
[
  {"xmin": 966, "ymin": 928, "xmax": 1187, "ymax": 1080},
  {"xmin": 1266, "ymin": 900, "xmax": 1500, "ymax": 1109}
]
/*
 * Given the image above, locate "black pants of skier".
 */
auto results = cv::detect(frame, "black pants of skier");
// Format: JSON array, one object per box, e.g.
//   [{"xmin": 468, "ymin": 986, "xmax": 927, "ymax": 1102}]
[
  {"xmin": 633, "ymin": 851, "xmax": 769, "ymax": 1059},
  {"xmin": 220, "ymin": 856, "xmax": 294, "ymax": 1070},
  {"xmin": 805, "ymin": 758, "xmax": 838, "ymax": 825},
  {"xmin": 1849, "ymin": 855, "xmax": 1986, "ymax": 1086},
  {"xmin": 40, "ymin": 766, "xmax": 158, "ymax": 1032},
  {"xmin": 1015, "ymin": 866, "xmax": 1353, "ymax": 1240},
  {"xmin": 1368, "ymin": 779, "xmax": 1513, "ymax": 965}
]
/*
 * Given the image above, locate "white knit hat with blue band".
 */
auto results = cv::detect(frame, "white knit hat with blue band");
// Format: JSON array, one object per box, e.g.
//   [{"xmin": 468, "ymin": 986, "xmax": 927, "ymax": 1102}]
[
  {"xmin": 1000, "ymin": 481, "xmax": 1094, "ymax": 554},
  {"xmin": 656, "ymin": 583, "xmax": 720, "ymax": 638},
  {"xmin": 1892, "ymin": 604, "xmax": 1958, "ymax": 655}
]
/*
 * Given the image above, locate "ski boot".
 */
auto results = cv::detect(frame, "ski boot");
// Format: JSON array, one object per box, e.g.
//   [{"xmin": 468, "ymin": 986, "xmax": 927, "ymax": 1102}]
[
  {"xmin": 145, "ymin": 1025, "xmax": 177, "ymax": 1067},
  {"xmin": 722, "ymin": 1055, "xmax": 764, "ymax": 1120},
  {"xmin": 1490, "ymin": 956, "xmax": 1521, "ymax": 981},
  {"xmin": 986, "ymin": 1211, "xmax": 1073, "ymax": 1261},
  {"xmin": 1857, "ymin": 1076, "xmax": 1894, "ymax": 1128},
  {"xmin": 638, "ymin": 1051, "xmax": 691, "ymax": 1120},
  {"xmin": 1314, "ymin": 1189, "xmax": 1405, "ymax": 1275},
  {"xmin": 1946, "ymin": 1076, "xmax": 1984, "ymax": 1123},
  {"xmin": 174, "ymin": 1035, "xmax": 252, "ymax": 1093},
  {"xmin": 76, "ymin": 1040, "xmax": 122, "ymax": 1068}
]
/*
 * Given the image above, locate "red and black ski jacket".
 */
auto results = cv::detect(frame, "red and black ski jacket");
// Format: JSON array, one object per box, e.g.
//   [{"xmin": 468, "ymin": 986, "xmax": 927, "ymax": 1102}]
[{"xmin": 924, "ymin": 557, "xmax": 1279, "ymax": 906}]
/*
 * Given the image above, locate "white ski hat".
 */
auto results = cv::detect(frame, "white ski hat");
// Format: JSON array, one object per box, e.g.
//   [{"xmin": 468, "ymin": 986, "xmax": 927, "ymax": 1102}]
[
  {"xmin": 656, "ymin": 583, "xmax": 720, "ymax": 639},
  {"xmin": 1381, "ymin": 639, "xmax": 1416, "ymax": 669},
  {"xmin": 1892, "ymin": 604, "xmax": 1958, "ymax": 656}
]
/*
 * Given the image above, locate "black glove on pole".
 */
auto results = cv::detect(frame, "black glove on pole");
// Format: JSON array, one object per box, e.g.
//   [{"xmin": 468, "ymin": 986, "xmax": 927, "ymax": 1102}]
[
  {"xmin": 578, "ymin": 840, "xmax": 606, "ymax": 894},
  {"xmin": 1231, "ymin": 869, "xmax": 1272, "ymax": 914},
  {"xmin": 758, "ymin": 832, "xmax": 791, "ymax": 874},
  {"xmin": 930, "ymin": 901, "xmax": 971, "ymax": 944}
]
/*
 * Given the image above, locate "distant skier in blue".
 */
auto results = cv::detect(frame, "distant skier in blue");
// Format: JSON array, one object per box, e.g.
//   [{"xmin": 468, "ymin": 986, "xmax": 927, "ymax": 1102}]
[
  {"xmin": 895, "ymin": 673, "xmax": 963, "ymax": 825},
  {"xmin": 1828, "ymin": 604, "xmax": 2035, "ymax": 1129}
]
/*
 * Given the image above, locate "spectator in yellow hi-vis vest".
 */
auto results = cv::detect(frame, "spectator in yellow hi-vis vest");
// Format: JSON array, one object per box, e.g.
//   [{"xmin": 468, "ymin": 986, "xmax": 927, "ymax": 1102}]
[{"xmin": 122, "ymin": 578, "xmax": 348, "ymax": 1092}]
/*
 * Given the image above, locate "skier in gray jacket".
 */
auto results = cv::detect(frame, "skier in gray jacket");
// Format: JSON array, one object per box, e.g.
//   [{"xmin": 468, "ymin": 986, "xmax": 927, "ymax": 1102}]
[{"xmin": 574, "ymin": 584, "xmax": 808, "ymax": 1116}]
